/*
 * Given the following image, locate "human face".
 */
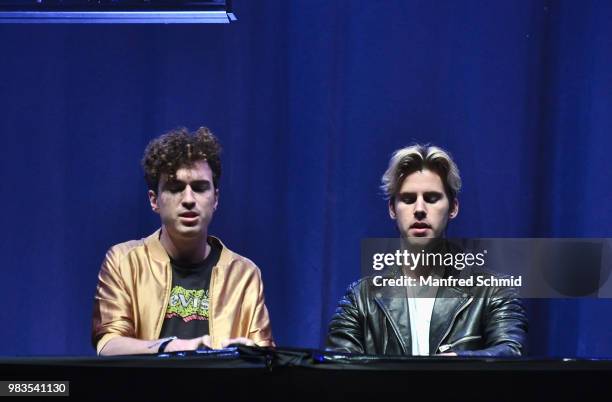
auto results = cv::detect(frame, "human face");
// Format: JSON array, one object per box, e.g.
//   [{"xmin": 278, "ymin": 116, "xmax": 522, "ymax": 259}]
[
  {"xmin": 389, "ymin": 169, "xmax": 458, "ymax": 246},
  {"xmin": 148, "ymin": 160, "xmax": 218, "ymax": 241}
]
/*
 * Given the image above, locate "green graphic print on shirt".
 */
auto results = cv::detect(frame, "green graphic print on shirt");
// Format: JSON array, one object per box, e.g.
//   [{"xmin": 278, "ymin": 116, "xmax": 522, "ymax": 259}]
[{"xmin": 165, "ymin": 285, "xmax": 209, "ymax": 322}]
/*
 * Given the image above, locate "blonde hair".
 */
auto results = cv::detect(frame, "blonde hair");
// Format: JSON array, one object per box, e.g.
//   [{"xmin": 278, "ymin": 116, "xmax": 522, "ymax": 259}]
[{"xmin": 381, "ymin": 144, "xmax": 461, "ymax": 202}]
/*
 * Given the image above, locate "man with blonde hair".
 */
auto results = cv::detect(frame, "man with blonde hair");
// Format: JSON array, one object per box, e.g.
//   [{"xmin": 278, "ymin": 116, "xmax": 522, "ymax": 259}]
[{"xmin": 327, "ymin": 144, "xmax": 527, "ymax": 356}]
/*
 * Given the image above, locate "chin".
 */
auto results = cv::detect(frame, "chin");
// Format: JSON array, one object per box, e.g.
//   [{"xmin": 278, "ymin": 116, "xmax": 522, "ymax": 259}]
[
  {"xmin": 403, "ymin": 236, "xmax": 435, "ymax": 248},
  {"xmin": 175, "ymin": 226, "xmax": 203, "ymax": 238}
]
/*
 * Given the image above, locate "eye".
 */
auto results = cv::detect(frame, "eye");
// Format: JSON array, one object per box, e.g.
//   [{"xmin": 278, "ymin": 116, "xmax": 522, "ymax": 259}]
[
  {"xmin": 424, "ymin": 193, "xmax": 442, "ymax": 203},
  {"xmin": 191, "ymin": 182, "xmax": 210, "ymax": 193},
  {"xmin": 400, "ymin": 194, "xmax": 416, "ymax": 204},
  {"xmin": 165, "ymin": 182, "xmax": 185, "ymax": 193}
]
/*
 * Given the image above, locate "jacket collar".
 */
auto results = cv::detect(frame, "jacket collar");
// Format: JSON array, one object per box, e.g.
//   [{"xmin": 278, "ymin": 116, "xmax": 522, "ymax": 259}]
[
  {"xmin": 143, "ymin": 228, "xmax": 235, "ymax": 269},
  {"xmin": 374, "ymin": 294, "xmax": 411, "ymax": 354},
  {"xmin": 428, "ymin": 286, "xmax": 470, "ymax": 355},
  {"xmin": 375, "ymin": 262, "xmax": 476, "ymax": 356},
  {"xmin": 375, "ymin": 239, "xmax": 479, "ymax": 355},
  {"xmin": 376, "ymin": 285, "xmax": 471, "ymax": 356}
]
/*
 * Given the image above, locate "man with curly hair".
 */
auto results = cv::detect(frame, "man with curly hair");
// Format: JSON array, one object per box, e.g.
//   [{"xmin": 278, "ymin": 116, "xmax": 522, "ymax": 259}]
[{"xmin": 92, "ymin": 127, "xmax": 274, "ymax": 355}]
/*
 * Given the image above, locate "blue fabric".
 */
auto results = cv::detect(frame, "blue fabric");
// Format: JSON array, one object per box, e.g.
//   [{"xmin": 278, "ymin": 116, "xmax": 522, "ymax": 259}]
[{"xmin": 0, "ymin": 0, "xmax": 611, "ymax": 356}]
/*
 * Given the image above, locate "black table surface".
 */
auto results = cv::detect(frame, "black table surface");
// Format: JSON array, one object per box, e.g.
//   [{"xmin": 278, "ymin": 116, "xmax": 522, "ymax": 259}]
[{"xmin": 1, "ymin": 347, "xmax": 611, "ymax": 401}]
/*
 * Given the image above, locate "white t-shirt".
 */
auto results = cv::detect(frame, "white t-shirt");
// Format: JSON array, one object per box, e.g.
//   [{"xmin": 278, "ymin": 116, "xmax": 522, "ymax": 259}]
[{"xmin": 406, "ymin": 283, "xmax": 438, "ymax": 356}]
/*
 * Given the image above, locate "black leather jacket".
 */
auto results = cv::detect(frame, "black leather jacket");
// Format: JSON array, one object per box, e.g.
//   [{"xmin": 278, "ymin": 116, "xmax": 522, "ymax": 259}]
[{"xmin": 326, "ymin": 268, "xmax": 528, "ymax": 357}]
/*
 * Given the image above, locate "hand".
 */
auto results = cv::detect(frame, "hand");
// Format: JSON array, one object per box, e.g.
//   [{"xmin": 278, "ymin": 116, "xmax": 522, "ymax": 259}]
[
  {"xmin": 220, "ymin": 337, "xmax": 256, "ymax": 348},
  {"xmin": 437, "ymin": 352, "xmax": 458, "ymax": 357},
  {"xmin": 164, "ymin": 335, "xmax": 212, "ymax": 352}
]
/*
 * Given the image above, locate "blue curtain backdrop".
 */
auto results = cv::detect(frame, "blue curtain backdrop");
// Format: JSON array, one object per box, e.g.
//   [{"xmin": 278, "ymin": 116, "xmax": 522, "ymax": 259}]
[{"xmin": 0, "ymin": 0, "xmax": 610, "ymax": 356}]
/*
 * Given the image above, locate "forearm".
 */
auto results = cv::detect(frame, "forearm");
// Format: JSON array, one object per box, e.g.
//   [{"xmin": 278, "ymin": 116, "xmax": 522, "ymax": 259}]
[
  {"xmin": 99, "ymin": 336, "xmax": 170, "ymax": 356},
  {"xmin": 326, "ymin": 331, "xmax": 365, "ymax": 354},
  {"xmin": 326, "ymin": 286, "xmax": 365, "ymax": 354},
  {"xmin": 326, "ymin": 312, "xmax": 365, "ymax": 353},
  {"xmin": 456, "ymin": 342, "xmax": 524, "ymax": 357},
  {"xmin": 470, "ymin": 287, "xmax": 527, "ymax": 358}
]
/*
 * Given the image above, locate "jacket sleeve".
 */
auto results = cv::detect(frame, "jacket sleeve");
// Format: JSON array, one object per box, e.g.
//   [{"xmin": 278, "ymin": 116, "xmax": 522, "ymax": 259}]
[
  {"xmin": 246, "ymin": 267, "xmax": 275, "ymax": 348},
  {"xmin": 456, "ymin": 285, "xmax": 528, "ymax": 357},
  {"xmin": 326, "ymin": 281, "xmax": 366, "ymax": 354},
  {"xmin": 91, "ymin": 246, "xmax": 136, "ymax": 355}
]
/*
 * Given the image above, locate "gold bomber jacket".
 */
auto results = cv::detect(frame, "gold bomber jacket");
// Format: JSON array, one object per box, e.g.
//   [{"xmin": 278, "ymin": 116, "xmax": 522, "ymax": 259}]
[{"xmin": 92, "ymin": 230, "xmax": 274, "ymax": 354}]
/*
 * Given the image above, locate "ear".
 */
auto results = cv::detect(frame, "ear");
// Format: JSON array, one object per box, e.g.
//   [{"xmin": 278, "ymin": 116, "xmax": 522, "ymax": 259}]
[
  {"xmin": 449, "ymin": 198, "xmax": 459, "ymax": 219},
  {"xmin": 148, "ymin": 189, "xmax": 159, "ymax": 213},
  {"xmin": 388, "ymin": 199, "xmax": 396, "ymax": 220},
  {"xmin": 213, "ymin": 188, "xmax": 219, "ymax": 211}
]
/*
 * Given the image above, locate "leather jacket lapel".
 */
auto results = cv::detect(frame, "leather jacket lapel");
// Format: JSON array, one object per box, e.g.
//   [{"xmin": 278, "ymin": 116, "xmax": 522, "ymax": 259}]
[
  {"xmin": 374, "ymin": 294, "xmax": 411, "ymax": 354},
  {"xmin": 429, "ymin": 286, "xmax": 471, "ymax": 355}
]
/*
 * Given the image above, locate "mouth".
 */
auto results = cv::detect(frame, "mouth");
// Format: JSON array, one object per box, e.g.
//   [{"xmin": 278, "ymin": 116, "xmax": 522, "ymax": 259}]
[
  {"xmin": 409, "ymin": 222, "xmax": 431, "ymax": 237},
  {"xmin": 178, "ymin": 212, "xmax": 199, "ymax": 226}
]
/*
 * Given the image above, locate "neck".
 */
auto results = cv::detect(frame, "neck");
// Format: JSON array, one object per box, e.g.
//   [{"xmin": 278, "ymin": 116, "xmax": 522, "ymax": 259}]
[
  {"xmin": 159, "ymin": 227, "xmax": 210, "ymax": 264},
  {"xmin": 401, "ymin": 237, "xmax": 446, "ymax": 278}
]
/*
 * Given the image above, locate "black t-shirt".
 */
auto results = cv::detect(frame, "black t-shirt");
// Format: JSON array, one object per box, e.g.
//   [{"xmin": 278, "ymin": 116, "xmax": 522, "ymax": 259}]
[{"xmin": 159, "ymin": 239, "xmax": 222, "ymax": 339}]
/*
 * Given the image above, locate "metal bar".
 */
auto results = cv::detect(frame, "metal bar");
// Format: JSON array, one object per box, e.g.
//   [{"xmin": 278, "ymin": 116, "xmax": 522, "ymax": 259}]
[{"xmin": 0, "ymin": 11, "xmax": 233, "ymax": 24}]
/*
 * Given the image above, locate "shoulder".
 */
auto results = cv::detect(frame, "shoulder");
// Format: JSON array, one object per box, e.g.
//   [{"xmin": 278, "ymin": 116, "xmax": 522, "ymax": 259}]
[
  {"xmin": 346, "ymin": 277, "xmax": 371, "ymax": 292},
  {"xmin": 452, "ymin": 262, "xmax": 514, "ymax": 281},
  {"xmin": 342, "ymin": 276, "xmax": 383, "ymax": 301},
  {"xmin": 106, "ymin": 238, "xmax": 145, "ymax": 258},
  {"xmin": 101, "ymin": 232, "xmax": 155, "ymax": 269},
  {"xmin": 212, "ymin": 236, "xmax": 261, "ymax": 277},
  {"xmin": 457, "ymin": 266, "xmax": 522, "ymax": 300}
]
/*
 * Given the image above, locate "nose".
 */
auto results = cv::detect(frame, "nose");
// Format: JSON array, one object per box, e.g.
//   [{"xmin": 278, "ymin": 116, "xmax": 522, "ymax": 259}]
[
  {"xmin": 181, "ymin": 186, "xmax": 196, "ymax": 209},
  {"xmin": 414, "ymin": 196, "xmax": 427, "ymax": 220}
]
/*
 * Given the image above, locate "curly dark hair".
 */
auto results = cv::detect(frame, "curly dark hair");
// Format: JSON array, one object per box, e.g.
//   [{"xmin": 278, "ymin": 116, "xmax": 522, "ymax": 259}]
[{"xmin": 141, "ymin": 126, "xmax": 222, "ymax": 192}]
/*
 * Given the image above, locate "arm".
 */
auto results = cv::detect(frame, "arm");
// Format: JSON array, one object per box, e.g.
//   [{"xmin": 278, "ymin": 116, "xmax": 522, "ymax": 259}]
[
  {"xmin": 91, "ymin": 246, "xmax": 138, "ymax": 355},
  {"xmin": 455, "ymin": 286, "xmax": 528, "ymax": 357},
  {"xmin": 326, "ymin": 281, "xmax": 366, "ymax": 354},
  {"xmin": 100, "ymin": 335, "xmax": 211, "ymax": 356},
  {"xmin": 244, "ymin": 267, "xmax": 275, "ymax": 347}
]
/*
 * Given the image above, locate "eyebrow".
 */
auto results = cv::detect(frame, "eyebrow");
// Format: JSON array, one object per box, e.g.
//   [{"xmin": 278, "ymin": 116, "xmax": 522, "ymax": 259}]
[
  {"xmin": 166, "ymin": 179, "xmax": 211, "ymax": 185},
  {"xmin": 162, "ymin": 179, "xmax": 212, "ymax": 190},
  {"xmin": 398, "ymin": 191, "xmax": 443, "ymax": 195}
]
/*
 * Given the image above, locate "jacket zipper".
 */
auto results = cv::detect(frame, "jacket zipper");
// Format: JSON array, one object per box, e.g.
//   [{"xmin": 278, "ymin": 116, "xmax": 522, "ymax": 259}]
[
  {"xmin": 435, "ymin": 296, "xmax": 474, "ymax": 353},
  {"xmin": 438, "ymin": 334, "xmax": 482, "ymax": 353},
  {"xmin": 374, "ymin": 298, "xmax": 408, "ymax": 354},
  {"xmin": 209, "ymin": 266, "xmax": 216, "ymax": 347},
  {"xmin": 155, "ymin": 266, "xmax": 173, "ymax": 338}
]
